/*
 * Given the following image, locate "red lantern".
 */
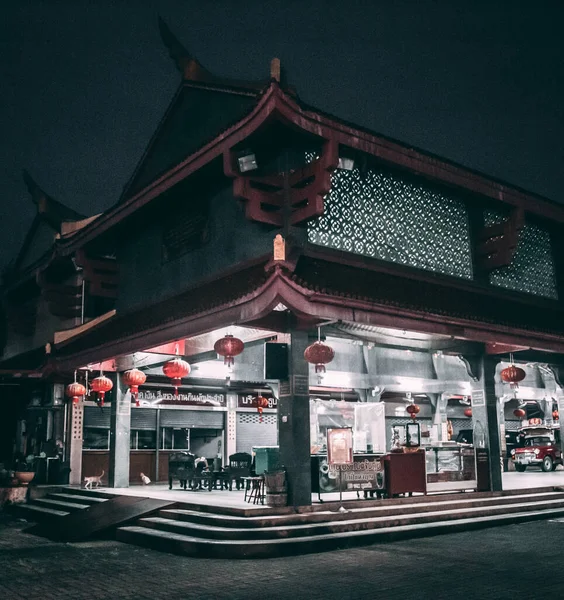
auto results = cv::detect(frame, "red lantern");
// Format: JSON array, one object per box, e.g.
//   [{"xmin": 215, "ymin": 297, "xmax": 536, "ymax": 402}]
[
  {"xmin": 406, "ymin": 404, "xmax": 420, "ymax": 420},
  {"xmin": 214, "ymin": 334, "xmax": 245, "ymax": 368},
  {"xmin": 256, "ymin": 396, "xmax": 269, "ymax": 423},
  {"xmin": 122, "ymin": 369, "xmax": 147, "ymax": 407},
  {"xmin": 553, "ymin": 410, "xmax": 559, "ymax": 421},
  {"xmin": 304, "ymin": 341, "xmax": 335, "ymax": 374},
  {"xmin": 463, "ymin": 408, "xmax": 473, "ymax": 418},
  {"xmin": 66, "ymin": 381, "xmax": 86, "ymax": 405},
  {"xmin": 90, "ymin": 375, "xmax": 113, "ymax": 407},
  {"xmin": 513, "ymin": 408, "xmax": 526, "ymax": 419},
  {"xmin": 162, "ymin": 357, "xmax": 190, "ymax": 397},
  {"xmin": 501, "ymin": 365, "xmax": 526, "ymax": 387}
]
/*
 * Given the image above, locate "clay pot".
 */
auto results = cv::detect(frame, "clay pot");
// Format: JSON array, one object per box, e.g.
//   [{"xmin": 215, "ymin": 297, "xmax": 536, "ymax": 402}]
[{"xmin": 14, "ymin": 472, "xmax": 35, "ymax": 486}]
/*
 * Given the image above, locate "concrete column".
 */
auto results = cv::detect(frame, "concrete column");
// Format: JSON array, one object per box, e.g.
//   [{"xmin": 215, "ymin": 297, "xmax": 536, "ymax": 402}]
[
  {"xmin": 469, "ymin": 355, "xmax": 502, "ymax": 491},
  {"xmin": 109, "ymin": 373, "xmax": 131, "ymax": 488},
  {"xmin": 278, "ymin": 330, "xmax": 311, "ymax": 506},
  {"xmin": 68, "ymin": 401, "xmax": 84, "ymax": 485},
  {"xmin": 226, "ymin": 393, "xmax": 237, "ymax": 459}
]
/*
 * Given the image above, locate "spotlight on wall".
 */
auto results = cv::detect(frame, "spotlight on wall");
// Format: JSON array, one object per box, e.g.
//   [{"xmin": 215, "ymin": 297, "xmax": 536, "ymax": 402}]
[
  {"xmin": 337, "ymin": 157, "xmax": 355, "ymax": 171},
  {"xmin": 237, "ymin": 149, "xmax": 258, "ymax": 173}
]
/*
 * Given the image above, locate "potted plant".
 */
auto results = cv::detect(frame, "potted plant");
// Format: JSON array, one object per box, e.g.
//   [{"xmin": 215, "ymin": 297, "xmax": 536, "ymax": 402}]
[{"xmin": 14, "ymin": 455, "xmax": 36, "ymax": 486}]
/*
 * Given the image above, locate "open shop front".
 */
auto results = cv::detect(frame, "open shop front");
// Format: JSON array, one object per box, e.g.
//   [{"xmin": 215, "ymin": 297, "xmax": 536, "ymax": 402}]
[{"xmin": 308, "ymin": 390, "xmax": 490, "ymax": 501}]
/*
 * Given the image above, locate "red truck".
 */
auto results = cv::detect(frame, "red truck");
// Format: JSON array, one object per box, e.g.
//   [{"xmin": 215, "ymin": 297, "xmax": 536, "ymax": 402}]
[{"xmin": 511, "ymin": 426, "xmax": 562, "ymax": 472}]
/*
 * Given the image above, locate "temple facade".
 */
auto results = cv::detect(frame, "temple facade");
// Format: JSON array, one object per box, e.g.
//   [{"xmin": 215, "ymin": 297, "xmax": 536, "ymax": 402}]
[{"xmin": 2, "ymin": 20, "xmax": 564, "ymax": 505}]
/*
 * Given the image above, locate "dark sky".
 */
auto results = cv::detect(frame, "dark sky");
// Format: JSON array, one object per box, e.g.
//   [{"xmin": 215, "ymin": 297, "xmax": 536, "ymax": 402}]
[{"xmin": 1, "ymin": 1, "xmax": 563, "ymax": 268}]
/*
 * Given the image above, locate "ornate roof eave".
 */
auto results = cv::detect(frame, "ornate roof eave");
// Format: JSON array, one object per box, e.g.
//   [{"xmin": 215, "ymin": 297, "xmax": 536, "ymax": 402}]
[
  {"xmin": 49, "ymin": 259, "xmax": 564, "ymax": 372},
  {"xmin": 53, "ymin": 81, "xmax": 564, "ymax": 259},
  {"xmin": 158, "ymin": 17, "xmax": 270, "ymax": 91}
]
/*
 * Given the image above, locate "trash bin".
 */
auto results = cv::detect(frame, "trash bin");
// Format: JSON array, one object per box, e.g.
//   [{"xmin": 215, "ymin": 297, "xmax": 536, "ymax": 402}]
[{"xmin": 253, "ymin": 446, "xmax": 280, "ymax": 475}]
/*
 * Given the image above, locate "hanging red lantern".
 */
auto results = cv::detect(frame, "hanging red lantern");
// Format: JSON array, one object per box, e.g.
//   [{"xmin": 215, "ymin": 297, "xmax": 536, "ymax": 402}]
[
  {"xmin": 513, "ymin": 408, "xmax": 526, "ymax": 419},
  {"xmin": 553, "ymin": 410, "xmax": 559, "ymax": 421},
  {"xmin": 406, "ymin": 404, "xmax": 420, "ymax": 420},
  {"xmin": 500, "ymin": 365, "xmax": 526, "ymax": 387},
  {"xmin": 66, "ymin": 381, "xmax": 86, "ymax": 405},
  {"xmin": 256, "ymin": 396, "xmax": 269, "ymax": 423},
  {"xmin": 122, "ymin": 369, "xmax": 147, "ymax": 407},
  {"xmin": 214, "ymin": 334, "xmax": 245, "ymax": 368},
  {"xmin": 463, "ymin": 408, "xmax": 473, "ymax": 418},
  {"xmin": 162, "ymin": 357, "xmax": 191, "ymax": 397},
  {"xmin": 304, "ymin": 341, "xmax": 335, "ymax": 374},
  {"xmin": 90, "ymin": 375, "xmax": 113, "ymax": 407}
]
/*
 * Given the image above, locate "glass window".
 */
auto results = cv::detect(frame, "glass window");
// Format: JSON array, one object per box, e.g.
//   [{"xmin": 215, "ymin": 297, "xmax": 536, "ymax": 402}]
[
  {"xmin": 130, "ymin": 430, "xmax": 157, "ymax": 450},
  {"xmin": 83, "ymin": 428, "xmax": 109, "ymax": 450},
  {"xmin": 160, "ymin": 427, "xmax": 191, "ymax": 450}
]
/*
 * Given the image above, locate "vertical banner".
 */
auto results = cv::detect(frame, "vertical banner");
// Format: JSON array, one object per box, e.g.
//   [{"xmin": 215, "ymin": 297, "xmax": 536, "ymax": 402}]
[{"xmin": 327, "ymin": 428, "xmax": 353, "ymax": 465}]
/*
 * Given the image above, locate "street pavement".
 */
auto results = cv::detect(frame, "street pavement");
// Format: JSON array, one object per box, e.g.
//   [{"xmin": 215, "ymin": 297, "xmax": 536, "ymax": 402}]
[{"xmin": 0, "ymin": 512, "xmax": 561, "ymax": 600}]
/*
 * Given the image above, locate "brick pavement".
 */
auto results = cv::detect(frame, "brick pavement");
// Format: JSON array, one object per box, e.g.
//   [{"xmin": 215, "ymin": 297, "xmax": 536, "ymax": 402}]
[{"xmin": 0, "ymin": 512, "xmax": 562, "ymax": 600}]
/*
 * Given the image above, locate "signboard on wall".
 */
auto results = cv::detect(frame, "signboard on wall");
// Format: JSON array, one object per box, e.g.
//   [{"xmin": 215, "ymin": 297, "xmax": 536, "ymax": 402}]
[
  {"xmin": 237, "ymin": 393, "xmax": 278, "ymax": 410},
  {"xmin": 471, "ymin": 390, "xmax": 485, "ymax": 407},
  {"xmin": 137, "ymin": 387, "xmax": 226, "ymax": 407},
  {"xmin": 327, "ymin": 428, "xmax": 353, "ymax": 465}
]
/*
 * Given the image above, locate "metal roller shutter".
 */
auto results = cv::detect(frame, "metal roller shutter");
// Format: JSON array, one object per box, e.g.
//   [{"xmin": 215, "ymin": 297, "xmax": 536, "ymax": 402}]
[
  {"xmin": 159, "ymin": 410, "xmax": 224, "ymax": 429},
  {"xmin": 84, "ymin": 406, "xmax": 111, "ymax": 427},
  {"xmin": 131, "ymin": 408, "xmax": 157, "ymax": 430},
  {"xmin": 236, "ymin": 413, "xmax": 277, "ymax": 454}
]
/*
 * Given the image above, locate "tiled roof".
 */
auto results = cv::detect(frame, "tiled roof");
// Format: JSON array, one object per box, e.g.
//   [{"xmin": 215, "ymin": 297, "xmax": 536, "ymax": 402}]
[
  {"xmin": 54, "ymin": 261, "xmax": 270, "ymax": 358},
  {"xmin": 291, "ymin": 256, "xmax": 564, "ymax": 337}
]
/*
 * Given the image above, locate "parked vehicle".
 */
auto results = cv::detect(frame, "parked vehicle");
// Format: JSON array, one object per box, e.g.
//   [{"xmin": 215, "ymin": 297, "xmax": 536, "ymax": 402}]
[{"xmin": 511, "ymin": 427, "xmax": 562, "ymax": 472}]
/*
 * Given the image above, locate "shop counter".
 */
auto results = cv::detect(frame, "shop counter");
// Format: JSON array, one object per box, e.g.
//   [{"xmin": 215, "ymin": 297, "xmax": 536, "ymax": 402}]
[
  {"xmin": 384, "ymin": 450, "xmax": 427, "ymax": 496},
  {"xmin": 425, "ymin": 445, "xmax": 477, "ymax": 492},
  {"xmin": 311, "ymin": 453, "xmax": 386, "ymax": 501}
]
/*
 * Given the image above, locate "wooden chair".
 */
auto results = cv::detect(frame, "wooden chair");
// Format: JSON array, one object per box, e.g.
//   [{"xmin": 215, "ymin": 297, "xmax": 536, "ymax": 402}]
[{"xmin": 226, "ymin": 452, "xmax": 252, "ymax": 490}]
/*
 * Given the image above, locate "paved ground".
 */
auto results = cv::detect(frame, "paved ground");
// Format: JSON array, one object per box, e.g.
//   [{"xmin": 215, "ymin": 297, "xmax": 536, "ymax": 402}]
[{"xmin": 1, "ymin": 512, "xmax": 563, "ymax": 600}]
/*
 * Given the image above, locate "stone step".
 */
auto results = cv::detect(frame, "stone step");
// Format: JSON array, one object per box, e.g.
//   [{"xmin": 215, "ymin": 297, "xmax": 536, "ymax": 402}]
[
  {"xmin": 16, "ymin": 504, "xmax": 70, "ymax": 519},
  {"xmin": 159, "ymin": 491, "xmax": 564, "ymax": 528},
  {"xmin": 117, "ymin": 505, "xmax": 564, "ymax": 559},
  {"xmin": 57, "ymin": 487, "xmax": 116, "ymax": 500},
  {"xmin": 142, "ymin": 497, "xmax": 564, "ymax": 540},
  {"xmin": 46, "ymin": 493, "xmax": 108, "ymax": 505},
  {"xmin": 33, "ymin": 498, "xmax": 92, "ymax": 512}
]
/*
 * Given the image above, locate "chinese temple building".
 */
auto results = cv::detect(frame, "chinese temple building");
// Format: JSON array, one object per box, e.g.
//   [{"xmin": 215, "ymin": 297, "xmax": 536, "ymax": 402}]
[{"xmin": 2, "ymin": 20, "xmax": 564, "ymax": 507}]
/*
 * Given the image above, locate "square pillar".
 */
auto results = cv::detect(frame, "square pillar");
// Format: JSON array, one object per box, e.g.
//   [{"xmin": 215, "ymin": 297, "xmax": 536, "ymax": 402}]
[
  {"xmin": 109, "ymin": 374, "xmax": 131, "ymax": 488},
  {"xmin": 469, "ymin": 355, "xmax": 503, "ymax": 491},
  {"xmin": 278, "ymin": 330, "xmax": 311, "ymax": 506}
]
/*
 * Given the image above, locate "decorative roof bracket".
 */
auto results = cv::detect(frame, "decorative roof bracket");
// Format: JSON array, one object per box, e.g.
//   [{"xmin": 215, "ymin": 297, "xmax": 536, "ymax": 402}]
[
  {"xmin": 475, "ymin": 207, "xmax": 524, "ymax": 272},
  {"xmin": 224, "ymin": 136, "xmax": 339, "ymax": 227}
]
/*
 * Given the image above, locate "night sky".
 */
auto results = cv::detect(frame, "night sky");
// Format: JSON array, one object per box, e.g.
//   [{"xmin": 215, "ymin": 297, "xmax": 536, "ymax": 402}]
[{"xmin": 1, "ymin": 1, "xmax": 563, "ymax": 269}]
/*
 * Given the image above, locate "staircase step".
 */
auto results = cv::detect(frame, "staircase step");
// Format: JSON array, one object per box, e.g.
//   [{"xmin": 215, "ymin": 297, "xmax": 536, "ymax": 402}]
[
  {"xmin": 142, "ymin": 497, "xmax": 564, "ymax": 540},
  {"xmin": 118, "ymin": 504, "xmax": 564, "ymax": 559},
  {"xmin": 33, "ymin": 498, "xmax": 92, "ymax": 511},
  {"xmin": 57, "ymin": 488, "xmax": 116, "ymax": 500},
  {"xmin": 117, "ymin": 505, "xmax": 564, "ymax": 559},
  {"xmin": 159, "ymin": 491, "xmax": 564, "ymax": 529},
  {"xmin": 46, "ymin": 493, "xmax": 108, "ymax": 505},
  {"xmin": 16, "ymin": 504, "xmax": 70, "ymax": 519}
]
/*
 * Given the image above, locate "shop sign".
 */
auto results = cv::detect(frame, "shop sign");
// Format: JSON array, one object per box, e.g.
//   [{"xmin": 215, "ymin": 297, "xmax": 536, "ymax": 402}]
[
  {"xmin": 471, "ymin": 390, "xmax": 485, "ymax": 407},
  {"xmin": 237, "ymin": 393, "xmax": 277, "ymax": 410},
  {"xmin": 137, "ymin": 387, "xmax": 226, "ymax": 407},
  {"xmin": 327, "ymin": 428, "xmax": 353, "ymax": 465},
  {"xmin": 317, "ymin": 454, "xmax": 384, "ymax": 493}
]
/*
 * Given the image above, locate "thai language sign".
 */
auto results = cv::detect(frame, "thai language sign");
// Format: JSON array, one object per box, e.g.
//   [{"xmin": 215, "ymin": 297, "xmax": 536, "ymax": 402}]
[
  {"xmin": 237, "ymin": 393, "xmax": 278, "ymax": 410},
  {"xmin": 327, "ymin": 428, "xmax": 353, "ymax": 465},
  {"xmin": 317, "ymin": 455, "xmax": 384, "ymax": 493},
  {"xmin": 137, "ymin": 388, "xmax": 226, "ymax": 407}
]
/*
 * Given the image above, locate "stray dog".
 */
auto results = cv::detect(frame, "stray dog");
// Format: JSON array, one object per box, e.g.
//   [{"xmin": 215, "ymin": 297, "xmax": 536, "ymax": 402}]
[
  {"xmin": 140, "ymin": 472, "xmax": 151, "ymax": 485},
  {"xmin": 83, "ymin": 470, "xmax": 104, "ymax": 489}
]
